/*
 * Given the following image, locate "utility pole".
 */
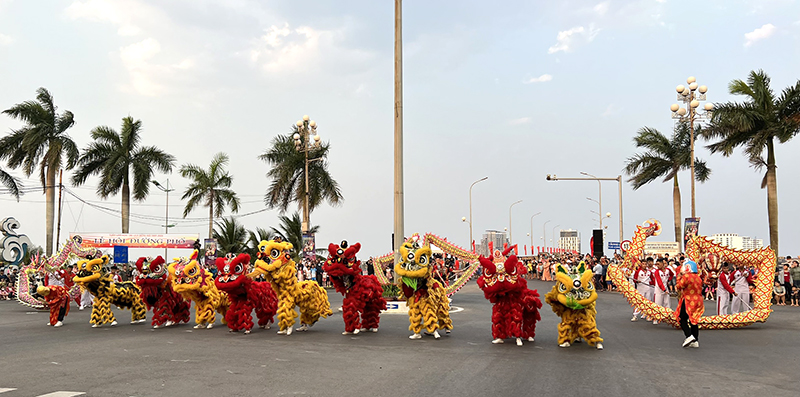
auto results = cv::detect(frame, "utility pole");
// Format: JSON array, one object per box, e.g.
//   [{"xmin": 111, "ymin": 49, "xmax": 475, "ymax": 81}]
[
  {"xmin": 393, "ymin": 0, "xmax": 404, "ymax": 268},
  {"xmin": 55, "ymin": 169, "xmax": 63, "ymax": 251}
]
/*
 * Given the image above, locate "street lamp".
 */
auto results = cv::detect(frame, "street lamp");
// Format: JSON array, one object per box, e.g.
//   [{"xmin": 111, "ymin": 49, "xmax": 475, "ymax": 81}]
[
  {"xmin": 671, "ymin": 76, "xmax": 712, "ymax": 218},
  {"xmin": 552, "ymin": 224, "xmax": 561, "ymax": 249},
  {"xmin": 542, "ymin": 220, "xmax": 551, "ymax": 252},
  {"xmin": 529, "ymin": 212, "xmax": 541, "ymax": 253},
  {"xmin": 508, "ymin": 200, "xmax": 522, "ymax": 245},
  {"xmin": 546, "ymin": 173, "xmax": 624, "ymax": 245},
  {"xmin": 467, "ymin": 176, "xmax": 488, "ymax": 252},
  {"xmin": 152, "ymin": 179, "xmax": 174, "ymax": 258},
  {"xmin": 293, "ymin": 115, "xmax": 322, "ymax": 234}
]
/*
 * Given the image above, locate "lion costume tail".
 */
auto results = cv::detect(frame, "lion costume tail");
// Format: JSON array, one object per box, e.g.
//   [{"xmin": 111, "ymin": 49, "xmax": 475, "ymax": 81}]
[{"xmin": 297, "ymin": 281, "xmax": 332, "ymax": 326}]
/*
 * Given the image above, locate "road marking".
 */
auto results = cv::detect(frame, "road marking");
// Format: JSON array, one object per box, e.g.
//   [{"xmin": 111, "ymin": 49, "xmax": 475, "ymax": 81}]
[
  {"xmin": 37, "ymin": 392, "xmax": 85, "ymax": 397},
  {"xmin": 449, "ymin": 306, "xmax": 464, "ymax": 313},
  {"xmin": 0, "ymin": 389, "xmax": 18, "ymax": 394}
]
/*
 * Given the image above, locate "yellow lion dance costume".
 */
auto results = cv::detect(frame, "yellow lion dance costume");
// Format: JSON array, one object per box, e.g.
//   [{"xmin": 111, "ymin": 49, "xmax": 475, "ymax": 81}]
[
  {"xmin": 395, "ymin": 240, "xmax": 453, "ymax": 340},
  {"xmin": 72, "ymin": 255, "xmax": 146, "ymax": 327},
  {"xmin": 169, "ymin": 250, "xmax": 229, "ymax": 329},
  {"xmin": 249, "ymin": 239, "xmax": 332, "ymax": 335},
  {"xmin": 544, "ymin": 262, "xmax": 603, "ymax": 350}
]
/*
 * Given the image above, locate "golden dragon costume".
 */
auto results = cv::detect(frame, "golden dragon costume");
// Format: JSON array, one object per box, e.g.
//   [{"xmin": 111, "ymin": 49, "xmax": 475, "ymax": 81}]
[
  {"xmin": 72, "ymin": 255, "xmax": 147, "ymax": 327},
  {"xmin": 395, "ymin": 240, "xmax": 453, "ymax": 340},
  {"xmin": 169, "ymin": 250, "xmax": 230, "ymax": 329},
  {"xmin": 607, "ymin": 219, "xmax": 774, "ymax": 329},
  {"xmin": 544, "ymin": 262, "xmax": 603, "ymax": 350},
  {"xmin": 250, "ymin": 239, "xmax": 332, "ymax": 335}
]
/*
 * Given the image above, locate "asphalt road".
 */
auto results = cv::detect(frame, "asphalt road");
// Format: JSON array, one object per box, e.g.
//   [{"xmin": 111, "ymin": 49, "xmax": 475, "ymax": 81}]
[{"xmin": 1, "ymin": 280, "xmax": 798, "ymax": 397}]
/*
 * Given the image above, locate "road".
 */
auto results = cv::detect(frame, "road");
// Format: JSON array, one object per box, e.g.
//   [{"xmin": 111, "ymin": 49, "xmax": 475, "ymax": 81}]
[{"xmin": 1, "ymin": 280, "xmax": 798, "ymax": 397}]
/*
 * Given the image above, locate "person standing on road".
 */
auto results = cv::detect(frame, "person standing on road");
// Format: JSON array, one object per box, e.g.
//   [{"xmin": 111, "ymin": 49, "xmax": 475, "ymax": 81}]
[
  {"xmin": 716, "ymin": 263, "xmax": 736, "ymax": 315},
  {"xmin": 675, "ymin": 260, "xmax": 703, "ymax": 348},
  {"xmin": 631, "ymin": 258, "xmax": 655, "ymax": 321},
  {"xmin": 653, "ymin": 258, "xmax": 675, "ymax": 321},
  {"xmin": 731, "ymin": 263, "xmax": 753, "ymax": 313}
]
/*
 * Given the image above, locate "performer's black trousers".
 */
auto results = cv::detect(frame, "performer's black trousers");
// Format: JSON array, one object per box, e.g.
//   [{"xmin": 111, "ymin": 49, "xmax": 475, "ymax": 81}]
[
  {"xmin": 679, "ymin": 301, "xmax": 698, "ymax": 340},
  {"xmin": 57, "ymin": 305, "xmax": 67, "ymax": 322}
]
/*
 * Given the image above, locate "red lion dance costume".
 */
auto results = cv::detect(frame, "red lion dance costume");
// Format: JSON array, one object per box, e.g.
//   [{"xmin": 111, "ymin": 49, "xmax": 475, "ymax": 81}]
[
  {"xmin": 214, "ymin": 253, "xmax": 278, "ymax": 334},
  {"xmin": 477, "ymin": 246, "xmax": 542, "ymax": 346},
  {"xmin": 322, "ymin": 241, "xmax": 387, "ymax": 335},
  {"xmin": 37, "ymin": 285, "xmax": 71, "ymax": 327},
  {"xmin": 135, "ymin": 256, "xmax": 191, "ymax": 329}
]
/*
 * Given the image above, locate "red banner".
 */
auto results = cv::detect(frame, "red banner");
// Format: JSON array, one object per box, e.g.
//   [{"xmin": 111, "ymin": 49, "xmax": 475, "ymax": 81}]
[{"xmin": 70, "ymin": 233, "xmax": 199, "ymax": 249}]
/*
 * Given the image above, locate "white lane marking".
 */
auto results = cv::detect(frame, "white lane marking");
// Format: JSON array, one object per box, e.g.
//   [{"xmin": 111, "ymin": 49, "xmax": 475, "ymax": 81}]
[
  {"xmin": 0, "ymin": 389, "xmax": 18, "ymax": 394},
  {"xmin": 449, "ymin": 306, "xmax": 464, "ymax": 313},
  {"xmin": 37, "ymin": 392, "xmax": 86, "ymax": 397}
]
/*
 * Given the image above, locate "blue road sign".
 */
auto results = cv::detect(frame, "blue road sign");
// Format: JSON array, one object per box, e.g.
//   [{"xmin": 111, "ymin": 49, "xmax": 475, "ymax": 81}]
[
  {"xmin": 113, "ymin": 245, "xmax": 128, "ymax": 264},
  {"xmin": 607, "ymin": 242, "xmax": 621, "ymax": 250}
]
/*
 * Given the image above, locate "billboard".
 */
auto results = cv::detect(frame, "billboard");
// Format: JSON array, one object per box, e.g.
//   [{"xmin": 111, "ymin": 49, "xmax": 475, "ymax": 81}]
[
  {"xmin": 69, "ymin": 233, "xmax": 199, "ymax": 249},
  {"xmin": 683, "ymin": 218, "xmax": 700, "ymax": 251},
  {"xmin": 302, "ymin": 233, "xmax": 316, "ymax": 260}
]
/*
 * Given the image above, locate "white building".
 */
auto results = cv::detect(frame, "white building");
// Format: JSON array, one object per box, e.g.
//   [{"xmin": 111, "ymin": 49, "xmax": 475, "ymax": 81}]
[
  {"xmin": 480, "ymin": 230, "xmax": 509, "ymax": 257},
  {"xmin": 710, "ymin": 233, "xmax": 764, "ymax": 250},
  {"xmin": 559, "ymin": 229, "xmax": 580, "ymax": 253}
]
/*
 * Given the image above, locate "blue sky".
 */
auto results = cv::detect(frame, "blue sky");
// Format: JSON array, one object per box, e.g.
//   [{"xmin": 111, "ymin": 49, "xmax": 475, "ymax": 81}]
[{"xmin": 1, "ymin": 0, "xmax": 799, "ymax": 258}]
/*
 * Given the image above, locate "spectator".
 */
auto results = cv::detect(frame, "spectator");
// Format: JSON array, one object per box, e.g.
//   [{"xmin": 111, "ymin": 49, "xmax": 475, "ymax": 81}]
[
  {"xmin": 791, "ymin": 286, "xmax": 800, "ymax": 307},
  {"xmin": 773, "ymin": 281, "xmax": 786, "ymax": 305},
  {"xmin": 790, "ymin": 260, "xmax": 800, "ymax": 290},
  {"xmin": 781, "ymin": 261, "xmax": 793, "ymax": 304},
  {"xmin": 593, "ymin": 260, "xmax": 604, "ymax": 291}
]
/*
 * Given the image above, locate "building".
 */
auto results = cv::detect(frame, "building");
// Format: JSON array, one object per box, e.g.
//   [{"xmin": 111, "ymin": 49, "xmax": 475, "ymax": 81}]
[
  {"xmin": 558, "ymin": 229, "xmax": 580, "ymax": 253},
  {"xmin": 710, "ymin": 233, "xmax": 764, "ymax": 251},
  {"xmin": 479, "ymin": 230, "xmax": 509, "ymax": 257}
]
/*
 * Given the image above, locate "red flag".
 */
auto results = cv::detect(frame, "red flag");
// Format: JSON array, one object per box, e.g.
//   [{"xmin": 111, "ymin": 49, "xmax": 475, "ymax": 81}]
[
  {"xmin": 524, "ymin": 245, "xmax": 528, "ymax": 255},
  {"xmin": 514, "ymin": 246, "xmax": 518, "ymax": 255},
  {"xmin": 489, "ymin": 241, "xmax": 494, "ymax": 253}
]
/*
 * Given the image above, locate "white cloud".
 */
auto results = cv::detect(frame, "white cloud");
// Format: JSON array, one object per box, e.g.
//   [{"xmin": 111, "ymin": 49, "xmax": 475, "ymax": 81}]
[
  {"xmin": 601, "ymin": 104, "xmax": 622, "ymax": 117},
  {"xmin": 594, "ymin": 1, "xmax": 610, "ymax": 16},
  {"xmin": 509, "ymin": 117, "xmax": 531, "ymax": 125},
  {"xmin": 523, "ymin": 74, "xmax": 553, "ymax": 84},
  {"xmin": 655, "ymin": 0, "xmax": 667, "ymax": 3},
  {"xmin": 118, "ymin": 38, "xmax": 194, "ymax": 96},
  {"xmin": 65, "ymin": 0, "xmax": 150, "ymax": 36},
  {"xmin": 548, "ymin": 24, "xmax": 600, "ymax": 54},
  {"xmin": 0, "ymin": 33, "xmax": 11, "ymax": 46},
  {"xmin": 744, "ymin": 23, "xmax": 776, "ymax": 47}
]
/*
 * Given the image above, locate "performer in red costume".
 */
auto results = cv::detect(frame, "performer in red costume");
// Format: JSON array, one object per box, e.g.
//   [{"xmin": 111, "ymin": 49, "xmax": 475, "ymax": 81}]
[
  {"xmin": 653, "ymin": 258, "xmax": 675, "ymax": 320},
  {"xmin": 675, "ymin": 260, "xmax": 704, "ymax": 348},
  {"xmin": 215, "ymin": 253, "xmax": 278, "ymax": 334},
  {"xmin": 323, "ymin": 241, "xmax": 387, "ymax": 335},
  {"xmin": 135, "ymin": 256, "xmax": 191, "ymax": 329},
  {"xmin": 477, "ymin": 246, "xmax": 542, "ymax": 346},
  {"xmin": 37, "ymin": 285, "xmax": 70, "ymax": 327}
]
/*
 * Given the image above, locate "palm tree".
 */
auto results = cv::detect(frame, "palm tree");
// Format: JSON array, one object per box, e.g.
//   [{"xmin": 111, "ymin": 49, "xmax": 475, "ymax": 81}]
[
  {"xmin": 0, "ymin": 167, "xmax": 22, "ymax": 200},
  {"xmin": 260, "ymin": 127, "xmax": 343, "ymax": 215},
  {"xmin": 702, "ymin": 70, "xmax": 800, "ymax": 256},
  {"xmin": 245, "ymin": 227, "xmax": 275, "ymax": 258},
  {"xmin": 624, "ymin": 122, "xmax": 711, "ymax": 243},
  {"xmin": 0, "ymin": 88, "xmax": 79, "ymax": 255},
  {"xmin": 180, "ymin": 152, "xmax": 241, "ymax": 238},
  {"xmin": 212, "ymin": 217, "xmax": 248, "ymax": 256},
  {"xmin": 269, "ymin": 212, "xmax": 319, "ymax": 261},
  {"xmin": 71, "ymin": 116, "xmax": 176, "ymax": 233}
]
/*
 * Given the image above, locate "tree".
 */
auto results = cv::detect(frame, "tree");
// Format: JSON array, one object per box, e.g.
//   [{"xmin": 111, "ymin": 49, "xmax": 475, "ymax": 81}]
[
  {"xmin": 245, "ymin": 227, "xmax": 275, "ymax": 258},
  {"xmin": 212, "ymin": 217, "xmax": 248, "ymax": 257},
  {"xmin": 702, "ymin": 70, "xmax": 800, "ymax": 256},
  {"xmin": 71, "ymin": 116, "xmax": 176, "ymax": 233},
  {"xmin": 0, "ymin": 167, "xmax": 22, "ymax": 200},
  {"xmin": 0, "ymin": 88, "xmax": 79, "ymax": 255},
  {"xmin": 260, "ymin": 127, "xmax": 343, "ymax": 216},
  {"xmin": 624, "ymin": 122, "xmax": 711, "ymax": 243},
  {"xmin": 180, "ymin": 152, "xmax": 241, "ymax": 238},
  {"xmin": 269, "ymin": 212, "xmax": 319, "ymax": 262}
]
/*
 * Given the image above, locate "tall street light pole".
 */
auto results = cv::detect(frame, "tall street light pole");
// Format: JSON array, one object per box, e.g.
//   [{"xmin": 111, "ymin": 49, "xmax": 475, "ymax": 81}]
[
  {"xmin": 393, "ymin": 0, "xmax": 404, "ymax": 267},
  {"xmin": 552, "ymin": 224, "xmax": 561, "ymax": 249},
  {"xmin": 293, "ymin": 116, "xmax": 321, "ymax": 235},
  {"xmin": 542, "ymin": 220, "xmax": 551, "ymax": 252},
  {"xmin": 529, "ymin": 212, "xmax": 541, "ymax": 253},
  {"xmin": 508, "ymin": 200, "xmax": 522, "ymax": 245},
  {"xmin": 152, "ymin": 179, "xmax": 175, "ymax": 259},
  {"xmin": 581, "ymin": 172, "xmax": 602, "ymax": 229},
  {"xmin": 466, "ymin": 177, "xmax": 488, "ymax": 252},
  {"xmin": 671, "ymin": 77, "xmax": 712, "ymax": 218},
  {"xmin": 546, "ymin": 174, "xmax": 624, "ymax": 244}
]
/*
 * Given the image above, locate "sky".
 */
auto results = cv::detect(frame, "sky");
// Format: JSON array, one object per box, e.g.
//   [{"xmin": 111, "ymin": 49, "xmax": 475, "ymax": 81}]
[{"xmin": 1, "ymin": 0, "xmax": 800, "ymax": 260}]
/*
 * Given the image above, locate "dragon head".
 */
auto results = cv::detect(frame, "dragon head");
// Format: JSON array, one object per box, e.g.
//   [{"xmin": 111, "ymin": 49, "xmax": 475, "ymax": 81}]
[
  {"xmin": 553, "ymin": 262, "xmax": 597, "ymax": 310},
  {"xmin": 169, "ymin": 250, "xmax": 210, "ymax": 294},
  {"xmin": 73, "ymin": 255, "xmax": 110, "ymax": 285},
  {"xmin": 135, "ymin": 256, "xmax": 168, "ymax": 287},
  {"xmin": 699, "ymin": 252, "xmax": 721, "ymax": 285},
  {"xmin": 251, "ymin": 239, "xmax": 294, "ymax": 278},
  {"xmin": 394, "ymin": 240, "xmax": 432, "ymax": 280},
  {"xmin": 477, "ymin": 246, "xmax": 526, "ymax": 295},
  {"xmin": 641, "ymin": 219, "xmax": 662, "ymax": 238},
  {"xmin": 322, "ymin": 240, "xmax": 362, "ymax": 278},
  {"xmin": 214, "ymin": 253, "xmax": 251, "ymax": 292}
]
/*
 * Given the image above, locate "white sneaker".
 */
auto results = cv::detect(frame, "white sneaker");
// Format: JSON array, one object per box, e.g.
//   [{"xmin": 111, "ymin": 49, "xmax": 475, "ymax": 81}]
[
  {"xmin": 409, "ymin": 333, "xmax": 422, "ymax": 340},
  {"xmin": 206, "ymin": 323, "xmax": 213, "ymax": 329},
  {"xmin": 682, "ymin": 336, "xmax": 696, "ymax": 348},
  {"xmin": 360, "ymin": 328, "xmax": 368, "ymax": 332},
  {"xmin": 194, "ymin": 324, "xmax": 204, "ymax": 329},
  {"xmin": 492, "ymin": 338, "xmax": 504, "ymax": 344},
  {"xmin": 47, "ymin": 322, "xmax": 52, "ymax": 326},
  {"xmin": 433, "ymin": 330, "xmax": 441, "ymax": 339},
  {"xmin": 110, "ymin": 321, "xmax": 118, "ymax": 327},
  {"xmin": 371, "ymin": 328, "xmax": 378, "ymax": 333},
  {"xmin": 79, "ymin": 306, "xmax": 85, "ymax": 311},
  {"xmin": 286, "ymin": 326, "xmax": 293, "ymax": 335},
  {"xmin": 689, "ymin": 341, "xmax": 699, "ymax": 348},
  {"xmin": 54, "ymin": 321, "xmax": 63, "ymax": 327},
  {"xmin": 631, "ymin": 316, "xmax": 638, "ymax": 322},
  {"xmin": 652, "ymin": 320, "xmax": 658, "ymax": 325},
  {"xmin": 559, "ymin": 342, "xmax": 571, "ymax": 348},
  {"xmin": 277, "ymin": 329, "xmax": 286, "ymax": 335},
  {"xmin": 92, "ymin": 324, "xmax": 99, "ymax": 328},
  {"xmin": 342, "ymin": 331, "xmax": 355, "ymax": 335},
  {"xmin": 596, "ymin": 343, "xmax": 604, "ymax": 350},
  {"xmin": 527, "ymin": 337, "xmax": 535, "ymax": 342},
  {"xmin": 516, "ymin": 338, "xmax": 523, "ymax": 346},
  {"xmin": 165, "ymin": 321, "xmax": 174, "ymax": 327},
  {"xmin": 244, "ymin": 329, "xmax": 251, "ymax": 335},
  {"xmin": 153, "ymin": 324, "xmax": 160, "ymax": 329},
  {"xmin": 297, "ymin": 324, "xmax": 309, "ymax": 332}
]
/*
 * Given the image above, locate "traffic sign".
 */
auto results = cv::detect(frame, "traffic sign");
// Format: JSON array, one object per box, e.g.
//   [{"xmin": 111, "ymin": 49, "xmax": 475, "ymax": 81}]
[
  {"xmin": 620, "ymin": 240, "xmax": 632, "ymax": 252},
  {"xmin": 113, "ymin": 245, "xmax": 128, "ymax": 264},
  {"xmin": 608, "ymin": 241, "xmax": 620, "ymax": 250}
]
